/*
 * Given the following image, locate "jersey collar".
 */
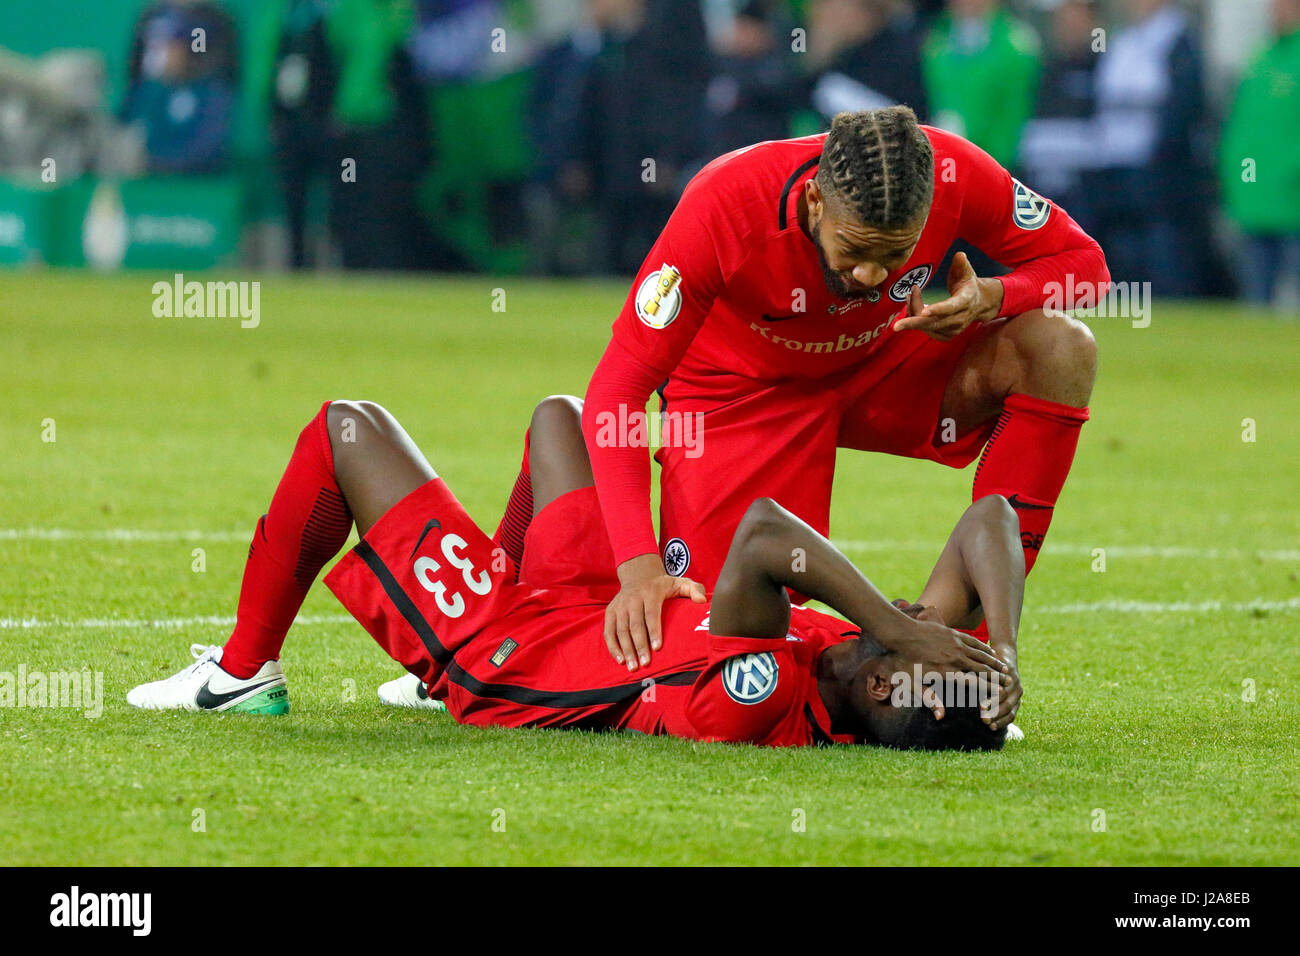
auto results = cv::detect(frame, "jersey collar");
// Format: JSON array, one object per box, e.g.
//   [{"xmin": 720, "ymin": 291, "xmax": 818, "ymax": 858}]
[{"xmin": 778, "ymin": 156, "xmax": 820, "ymax": 232}]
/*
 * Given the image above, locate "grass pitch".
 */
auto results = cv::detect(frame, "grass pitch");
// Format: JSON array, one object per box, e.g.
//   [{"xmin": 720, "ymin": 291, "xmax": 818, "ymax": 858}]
[{"xmin": 2, "ymin": 271, "xmax": 1297, "ymax": 865}]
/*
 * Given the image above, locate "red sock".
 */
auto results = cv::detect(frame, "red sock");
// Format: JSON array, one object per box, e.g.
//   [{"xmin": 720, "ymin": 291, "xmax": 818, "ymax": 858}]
[
  {"xmin": 491, "ymin": 429, "xmax": 532, "ymax": 582},
  {"xmin": 973, "ymin": 392, "xmax": 1089, "ymax": 573},
  {"xmin": 967, "ymin": 394, "xmax": 1087, "ymax": 643},
  {"xmin": 221, "ymin": 402, "xmax": 353, "ymax": 678}
]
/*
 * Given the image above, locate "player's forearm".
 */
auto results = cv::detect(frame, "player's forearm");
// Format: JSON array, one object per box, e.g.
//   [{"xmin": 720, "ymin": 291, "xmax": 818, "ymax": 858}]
[
  {"xmin": 998, "ymin": 237, "xmax": 1110, "ymax": 317},
  {"xmin": 581, "ymin": 342, "xmax": 664, "ymax": 564},
  {"xmin": 734, "ymin": 499, "xmax": 916, "ymax": 644},
  {"xmin": 583, "ymin": 424, "xmax": 659, "ymax": 565},
  {"xmin": 955, "ymin": 499, "xmax": 1026, "ymax": 660}
]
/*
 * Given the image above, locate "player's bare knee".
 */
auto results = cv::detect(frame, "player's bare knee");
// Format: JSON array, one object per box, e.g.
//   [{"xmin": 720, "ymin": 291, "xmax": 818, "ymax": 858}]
[
  {"xmin": 529, "ymin": 395, "xmax": 585, "ymax": 462},
  {"xmin": 1005, "ymin": 310, "xmax": 1097, "ymax": 403},
  {"xmin": 970, "ymin": 493, "xmax": 1016, "ymax": 528},
  {"xmin": 530, "ymin": 394, "xmax": 583, "ymax": 434},
  {"xmin": 1051, "ymin": 312, "xmax": 1098, "ymax": 377},
  {"xmin": 326, "ymin": 400, "xmax": 393, "ymax": 462}
]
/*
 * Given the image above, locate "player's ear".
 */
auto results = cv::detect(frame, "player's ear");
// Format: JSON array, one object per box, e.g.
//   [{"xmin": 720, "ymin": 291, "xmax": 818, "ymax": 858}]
[
  {"xmin": 865, "ymin": 664, "xmax": 894, "ymax": 702},
  {"xmin": 805, "ymin": 178, "xmax": 822, "ymax": 213}
]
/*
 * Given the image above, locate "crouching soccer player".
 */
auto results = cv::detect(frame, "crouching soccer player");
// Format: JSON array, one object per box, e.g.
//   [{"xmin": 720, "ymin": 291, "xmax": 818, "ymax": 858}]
[{"xmin": 128, "ymin": 397, "xmax": 1023, "ymax": 749}]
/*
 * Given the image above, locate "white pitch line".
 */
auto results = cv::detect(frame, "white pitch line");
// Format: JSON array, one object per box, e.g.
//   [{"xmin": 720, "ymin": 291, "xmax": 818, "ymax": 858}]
[
  {"xmin": 1037, "ymin": 597, "xmax": 1300, "ymax": 614},
  {"xmin": 3, "ymin": 528, "xmax": 1298, "ymax": 562},
  {"xmin": 0, "ymin": 529, "xmax": 252, "ymax": 543},
  {"xmin": 5, "ymin": 598, "xmax": 1300, "ymax": 631},
  {"xmin": 834, "ymin": 540, "xmax": 1300, "ymax": 562},
  {"xmin": 0, "ymin": 614, "xmax": 353, "ymax": 630}
]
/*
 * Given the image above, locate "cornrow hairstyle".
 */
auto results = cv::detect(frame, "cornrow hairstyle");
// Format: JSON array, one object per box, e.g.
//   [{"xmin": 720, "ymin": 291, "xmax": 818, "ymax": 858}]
[{"xmin": 816, "ymin": 106, "xmax": 934, "ymax": 230}]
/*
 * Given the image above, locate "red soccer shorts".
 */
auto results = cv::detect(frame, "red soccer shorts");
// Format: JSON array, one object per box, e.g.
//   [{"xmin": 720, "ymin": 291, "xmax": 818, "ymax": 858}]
[
  {"xmin": 326, "ymin": 474, "xmax": 705, "ymax": 727},
  {"xmin": 323, "ymin": 477, "xmax": 524, "ymax": 697},
  {"xmin": 656, "ymin": 322, "xmax": 1000, "ymax": 589}
]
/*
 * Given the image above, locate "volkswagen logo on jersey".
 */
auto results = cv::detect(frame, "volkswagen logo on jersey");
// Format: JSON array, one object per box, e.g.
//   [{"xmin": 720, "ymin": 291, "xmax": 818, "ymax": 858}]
[
  {"xmin": 663, "ymin": 537, "xmax": 690, "ymax": 576},
  {"xmin": 888, "ymin": 264, "xmax": 933, "ymax": 302},
  {"xmin": 722, "ymin": 652, "xmax": 779, "ymax": 705},
  {"xmin": 1011, "ymin": 179, "xmax": 1051, "ymax": 230},
  {"xmin": 635, "ymin": 264, "xmax": 683, "ymax": 329}
]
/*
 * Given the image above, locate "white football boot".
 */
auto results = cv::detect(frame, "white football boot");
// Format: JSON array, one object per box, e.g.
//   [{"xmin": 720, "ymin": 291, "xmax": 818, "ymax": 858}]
[
  {"xmin": 1004, "ymin": 722, "xmax": 1025, "ymax": 742},
  {"xmin": 377, "ymin": 672, "xmax": 446, "ymax": 712},
  {"xmin": 127, "ymin": 644, "xmax": 289, "ymax": 715}
]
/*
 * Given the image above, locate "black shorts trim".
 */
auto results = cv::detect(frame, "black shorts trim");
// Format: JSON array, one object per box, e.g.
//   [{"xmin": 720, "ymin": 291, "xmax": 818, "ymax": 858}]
[
  {"xmin": 444, "ymin": 661, "xmax": 702, "ymax": 710},
  {"xmin": 354, "ymin": 539, "xmax": 451, "ymax": 665},
  {"xmin": 354, "ymin": 539, "xmax": 704, "ymax": 713}
]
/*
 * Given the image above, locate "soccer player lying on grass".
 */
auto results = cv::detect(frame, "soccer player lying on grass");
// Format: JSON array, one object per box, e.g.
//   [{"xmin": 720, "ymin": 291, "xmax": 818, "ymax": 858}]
[{"xmin": 128, "ymin": 397, "xmax": 1022, "ymax": 749}]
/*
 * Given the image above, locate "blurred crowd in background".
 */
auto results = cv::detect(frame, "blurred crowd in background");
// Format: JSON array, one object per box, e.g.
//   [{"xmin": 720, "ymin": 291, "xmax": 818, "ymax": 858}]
[{"xmin": 0, "ymin": 0, "xmax": 1297, "ymax": 309}]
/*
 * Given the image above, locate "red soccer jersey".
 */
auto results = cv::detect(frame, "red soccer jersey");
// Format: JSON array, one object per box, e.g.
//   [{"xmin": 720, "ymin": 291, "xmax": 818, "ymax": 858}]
[
  {"xmin": 660, "ymin": 602, "xmax": 862, "ymax": 747},
  {"xmin": 582, "ymin": 128, "xmax": 1109, "ymax": 565},
  {"xmin": 451, "ymin": 594, "xmax": 862, "ymax": 748},
  {"xmin": 326, "ymin": 468, "xmax": 862, "ymax": 747}
]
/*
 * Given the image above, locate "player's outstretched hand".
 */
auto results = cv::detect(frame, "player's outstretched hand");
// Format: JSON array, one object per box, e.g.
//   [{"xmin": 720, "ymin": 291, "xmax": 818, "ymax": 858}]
[
  {"xmin": 604, "ymin": 554, "xmax": 706, "ymax": 671},
  {"xmin": 891, "ymin": 251, "xmax": 1004, "ymax": 341}
]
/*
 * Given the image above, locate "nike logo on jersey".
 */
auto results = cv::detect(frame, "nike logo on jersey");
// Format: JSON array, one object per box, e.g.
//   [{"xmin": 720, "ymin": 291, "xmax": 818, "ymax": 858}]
[
  {"xmin": 409, "ymin": 518, "xmax": 443, "ymax": 559},
  {"xmin": 195, "ymin": 676, "xmax": 281, "ymax": 710},
  {"xmin": 1006, "ymin": 494, "xmax": 1053, "ymax": 512}
]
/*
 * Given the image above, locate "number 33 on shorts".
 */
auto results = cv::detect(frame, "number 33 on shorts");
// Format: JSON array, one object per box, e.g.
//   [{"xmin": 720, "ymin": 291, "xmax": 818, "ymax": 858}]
[{"xmin": 411, "ymin": 532, "xmax": 492, "ymax": 618}]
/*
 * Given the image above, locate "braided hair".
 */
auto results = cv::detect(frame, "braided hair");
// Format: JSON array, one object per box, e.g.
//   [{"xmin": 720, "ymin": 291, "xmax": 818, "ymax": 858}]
[{"xmin": 816, "ymin": 106, "xmax": 934, "ymax": 230}]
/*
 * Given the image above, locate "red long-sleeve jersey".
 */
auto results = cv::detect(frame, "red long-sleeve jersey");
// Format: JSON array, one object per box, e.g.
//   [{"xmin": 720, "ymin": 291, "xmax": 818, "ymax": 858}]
[{"xmin": 582, "ymin": 128, "xmax": 1109, "ymax": 566}]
